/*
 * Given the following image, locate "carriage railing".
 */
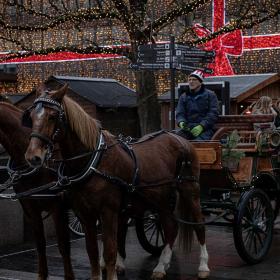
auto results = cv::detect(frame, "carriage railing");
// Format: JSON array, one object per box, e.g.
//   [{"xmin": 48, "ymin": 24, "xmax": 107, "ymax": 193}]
[
  {"xmin": 212, "ymin": 114, "xmax": 275, "ymax": 141},
  {"xmin": 236, "ymin": 129, "xmax": 280, "ymax": 153}
]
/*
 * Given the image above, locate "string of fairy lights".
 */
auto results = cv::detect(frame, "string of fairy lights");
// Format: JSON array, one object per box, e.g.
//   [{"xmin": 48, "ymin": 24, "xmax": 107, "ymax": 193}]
[{"xmin": 0, "ymin": 0, "xmax": 280, "ymax": 95}]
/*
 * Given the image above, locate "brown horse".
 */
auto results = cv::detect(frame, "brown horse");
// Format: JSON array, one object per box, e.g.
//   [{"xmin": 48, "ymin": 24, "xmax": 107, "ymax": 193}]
[
  {"xmin": 0, "ymin": 102, "xmax": 74, "ymax": 280},
  {"xmin": 24, "ymin": 84, "xmax": 210, "ymax": 280}
]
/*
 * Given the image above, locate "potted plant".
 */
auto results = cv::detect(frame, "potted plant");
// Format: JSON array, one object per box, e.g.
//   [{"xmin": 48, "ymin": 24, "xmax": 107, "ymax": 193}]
[{"xmin": 222, "ymin": 130, "xmax": 245, "ymax": 172}]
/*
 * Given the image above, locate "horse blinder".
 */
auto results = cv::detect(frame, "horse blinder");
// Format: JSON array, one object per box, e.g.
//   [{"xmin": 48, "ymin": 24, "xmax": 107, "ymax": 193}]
[{"xmin": 21, "ymin": 109, "xmax": 32, "ymax": 128}]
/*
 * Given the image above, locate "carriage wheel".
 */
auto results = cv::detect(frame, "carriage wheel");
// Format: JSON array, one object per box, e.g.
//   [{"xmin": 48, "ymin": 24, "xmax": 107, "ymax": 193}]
[
  {"xmin": 135, "ymin": 210, "xmax": 165, "ymax": 256},
  {"xmin": 233, "ymin": 188, "xmax": 273, "ymax": 264},
  {"xmin": 68, "ymin": 210, "xmax": 85, "ymax": 236}
]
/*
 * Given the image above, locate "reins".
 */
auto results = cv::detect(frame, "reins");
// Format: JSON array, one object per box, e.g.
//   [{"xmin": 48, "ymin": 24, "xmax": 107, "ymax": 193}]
[{"xmin": 0, "ymin": 157, "xmax": 60, "ymax": 201}]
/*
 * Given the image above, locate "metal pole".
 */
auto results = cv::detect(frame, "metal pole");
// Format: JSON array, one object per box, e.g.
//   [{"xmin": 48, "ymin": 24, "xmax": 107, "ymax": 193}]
[{"xmin": 170, "ymin": 35, "xmax": 176, "ymax": 130}]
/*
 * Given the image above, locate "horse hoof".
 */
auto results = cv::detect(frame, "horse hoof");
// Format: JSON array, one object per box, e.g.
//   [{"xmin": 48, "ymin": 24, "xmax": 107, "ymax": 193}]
[
  {"xmin": 198, "ymin": 270, "xmax": 210, "ymax": 279},
  {"xmin": 37, "ymin": 276, "xmax": 47, "ymax": 280},
  {"xmin": 92, "ymin": 276, "xmax": 102, "ymax": 280},
  {"xmin": 151, "ymin": 272, "xmax": 166, "ymax": 279},
  {"xmin": 116, "ymin": 265, "xmax": 125, "ymax": 275}
]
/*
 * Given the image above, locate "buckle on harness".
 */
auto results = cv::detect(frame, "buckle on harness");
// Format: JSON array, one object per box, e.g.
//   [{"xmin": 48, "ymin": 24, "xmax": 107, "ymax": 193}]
[
  {"xmin": 128, "ymin": 184, "xmax": 135, "ymax": 193},
  {"xmin": 58, "ymin": 176, "xmax": 71, "ymax": 187}
]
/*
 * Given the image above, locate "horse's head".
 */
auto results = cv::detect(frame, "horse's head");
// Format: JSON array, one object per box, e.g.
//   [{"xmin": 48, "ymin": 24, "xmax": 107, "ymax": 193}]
[{"xmin": 24, "ymin": 83, "xmax": 68, "ymax": 168}]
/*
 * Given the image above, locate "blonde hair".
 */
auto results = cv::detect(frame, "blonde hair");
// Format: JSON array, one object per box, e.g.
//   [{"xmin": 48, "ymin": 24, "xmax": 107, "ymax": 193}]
[{"xmin": 252, "ymin": 96, "xmax": 277, "ymax": 115}]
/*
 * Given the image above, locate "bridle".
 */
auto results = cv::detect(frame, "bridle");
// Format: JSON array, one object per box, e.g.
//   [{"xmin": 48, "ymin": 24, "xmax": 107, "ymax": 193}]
[{"xmin": 22, "ymin": 96, "xmax": 65, "ymax": 159}]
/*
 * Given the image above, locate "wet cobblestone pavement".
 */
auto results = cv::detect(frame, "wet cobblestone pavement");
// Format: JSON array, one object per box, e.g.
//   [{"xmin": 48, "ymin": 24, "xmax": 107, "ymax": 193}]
[{"xmin": 0, "ymin": 225, "xmax": 280, "ymax": 280}]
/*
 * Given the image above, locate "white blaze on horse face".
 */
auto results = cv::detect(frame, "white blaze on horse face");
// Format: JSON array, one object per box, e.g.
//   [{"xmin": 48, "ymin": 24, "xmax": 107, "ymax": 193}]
[
  {"xmin": 198, "ymin": 244, "xmax": 210, "ymax": 273},
  {"xmin": 36, "ymin": 106, "xmax": 45, "ymax": 118},
  {"xmin": 152, "ymin": 244, "xmax": 172, "ymax": 275}
]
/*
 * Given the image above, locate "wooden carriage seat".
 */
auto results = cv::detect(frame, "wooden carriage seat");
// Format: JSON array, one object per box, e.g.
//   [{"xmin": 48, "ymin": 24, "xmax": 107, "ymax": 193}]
[
  {"xmin": 212, "ymin": 114, "xmax": 274, "ymax": 140},
  {"xmin": 192, "ymin": 141, "xmax": 223, "ymax": 170}
]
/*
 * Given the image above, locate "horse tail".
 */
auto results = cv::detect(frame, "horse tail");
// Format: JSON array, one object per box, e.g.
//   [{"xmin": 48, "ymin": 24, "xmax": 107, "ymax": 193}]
[
  {"xmin": 169, "ymin": 133, "xmax": 200, "ymax": 253},
  {"xmin": 176, "ymin": 189, "xmax": 194, "ymax": 252}
]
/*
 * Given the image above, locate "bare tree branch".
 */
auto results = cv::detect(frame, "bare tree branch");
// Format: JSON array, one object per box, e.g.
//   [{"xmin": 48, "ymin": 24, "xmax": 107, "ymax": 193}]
[
  {"xmin": 5, "ymin": 0, "xmax": 52, "ymax": 19},
  {"xmin": 0, "ymin": 8, "xmax": 121, "ymax": 31},
  {"xmin": 143, "ymin": 0, "xmax": 211, "ymax": 37}
]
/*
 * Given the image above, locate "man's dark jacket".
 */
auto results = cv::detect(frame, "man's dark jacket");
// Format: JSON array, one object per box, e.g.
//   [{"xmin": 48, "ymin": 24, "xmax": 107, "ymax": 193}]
[{"xmin": 176, "ymin": 84, "xmax": 219, "ymax": 140}]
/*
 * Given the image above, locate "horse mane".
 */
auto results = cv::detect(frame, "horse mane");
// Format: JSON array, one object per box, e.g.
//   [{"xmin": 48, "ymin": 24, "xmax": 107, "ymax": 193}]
[{"xmin": 62, "ymin": 96, "xmax": 101, "ymax": 150}]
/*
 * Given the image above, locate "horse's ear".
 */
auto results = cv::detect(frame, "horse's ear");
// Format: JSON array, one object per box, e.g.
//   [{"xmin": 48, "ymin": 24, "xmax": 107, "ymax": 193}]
[
  {"xmin": 36, "ymin": 84, "xmax": 47, "ymax": 97},
  {"xmin": 50, "ymin": 83, "xmax": 68, "ymax": 101}
]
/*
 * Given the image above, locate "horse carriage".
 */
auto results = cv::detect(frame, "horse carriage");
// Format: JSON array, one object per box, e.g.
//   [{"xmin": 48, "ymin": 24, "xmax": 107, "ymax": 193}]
[
  {"xmin": 109, "ymin": 113, "xmax": 280, "ymax": 265},
  {"xmin": 0, "ymin": 84, "xmax": 280, "ymax": 279},
  {"xmin": 66, "ymin": 113, "xmax": 280, "ymax": 265},
  {"xmin": 193, "ymin": 114, "xmax": 279, "ymax": 264}
]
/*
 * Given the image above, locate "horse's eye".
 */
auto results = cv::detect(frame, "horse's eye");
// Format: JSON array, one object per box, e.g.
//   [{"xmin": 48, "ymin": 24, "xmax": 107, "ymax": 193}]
[{"xmin": 48, "ymin": 115, "xmax": 57, "ymax": 122}]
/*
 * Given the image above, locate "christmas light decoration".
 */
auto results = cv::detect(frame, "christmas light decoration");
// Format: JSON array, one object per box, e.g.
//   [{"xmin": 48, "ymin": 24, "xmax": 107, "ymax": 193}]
[
  {"xmin": 0, "ymin": 51, "xmax": 122, "ymax": 64},
  {"xmin": 0, "ymin": 0, "xmax": 280, "ymax": 96},
  {"xmin": 193, "ymin": 0, "xmax": 280, "ymax": 75}
]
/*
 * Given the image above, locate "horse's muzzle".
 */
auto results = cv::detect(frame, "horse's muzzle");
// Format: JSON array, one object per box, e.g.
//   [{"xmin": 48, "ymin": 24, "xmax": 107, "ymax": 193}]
[
  {"xmin": 27, "ymin": 155, "xmax": 43, "ymax": 168},
  {"xmin": 25, "ymin": 144, "xmax": 46, "ymax": 168}
]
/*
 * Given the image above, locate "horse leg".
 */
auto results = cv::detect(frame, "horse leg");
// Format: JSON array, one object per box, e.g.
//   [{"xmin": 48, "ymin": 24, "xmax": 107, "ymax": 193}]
[
  {"xmin": 192, "ymin": 197, "xmax": 210, "ymax": 279},
  {"xmin": 177, "ymin": 181, "xmax": 210, "ymax": 279},
  {"xmin": 99, "ymin": 215, "xmax": 126, "ymax": 274},
  {"xmin": 151, "ymin": 214, "xmax": 178, "ymax": 280},
  {"xmin": 83, "ymin": 219, "xmax": 101, "ymax": 280},
  {"xmin": 52, "ymin": 205, "xmax": 75, "ymax": 280},
  {"xmin": 100, "ymin": 242, "xmax": 125, "ymax": 274},
  {"xmin": 193, "ymin": 201, "xmax": 210, "ymax": 279},
  {"xmin": 116, "ymin": 213, "xmax": 128, "ymax": 274},
  {"xmin": 101, "ymin": 208, "xmax": 119, "ymax": 280},
  {"xmin": 28, "ymin": 213, "xmax": 48, "ymax": 280}
]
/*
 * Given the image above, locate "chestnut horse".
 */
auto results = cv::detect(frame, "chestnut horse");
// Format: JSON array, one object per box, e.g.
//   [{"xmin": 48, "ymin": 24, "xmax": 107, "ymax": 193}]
[
  {"xmin": 0, "ymin": 102, "xmax": 74, "ymax": 280},
  {"xmin": 24, "ymin": 84, "xmax": 210, "ymax": 280}
]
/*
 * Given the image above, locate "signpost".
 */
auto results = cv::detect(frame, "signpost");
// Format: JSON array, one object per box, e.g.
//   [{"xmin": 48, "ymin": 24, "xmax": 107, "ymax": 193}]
[{"xmin": 131, "ymin": 37, "xmax": 215, "ymax": 129}]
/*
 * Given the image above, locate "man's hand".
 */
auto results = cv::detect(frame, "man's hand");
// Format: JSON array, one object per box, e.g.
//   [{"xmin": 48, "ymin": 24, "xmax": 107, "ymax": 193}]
[
  {"xmin": 178, "ymin": 122, "xmax": 190, "ymax": 131},
  {"xmin": 191, "ymin": 125, "xmax": 204, "ymax": 137}
]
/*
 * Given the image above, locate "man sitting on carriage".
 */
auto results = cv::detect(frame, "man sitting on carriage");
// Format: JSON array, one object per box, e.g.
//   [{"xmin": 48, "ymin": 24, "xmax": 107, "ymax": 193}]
[{"xmin": 176, "ymin": 70, "xmax": 219, "ymax": 140}]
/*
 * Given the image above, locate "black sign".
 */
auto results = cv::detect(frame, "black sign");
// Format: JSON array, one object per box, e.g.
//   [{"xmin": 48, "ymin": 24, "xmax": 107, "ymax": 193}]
[
  {"xmin": 175, "ymin": 49, "xmax": 215, "ymax": 58},
  {"xmin": 133, "ymin": 43, "xmax": 215, "ymax": 72},
  {"xmin": 175, "ymin": 44, "xmax": 215, "ymax": 55},
  {"xmin": 174, "ymin": 44, "xmax": 197, "ymax": 50},
  {"xmin": 138, "ymin": 43, "xmax": 170, "ymax": 52},
  {"xmin": 137, "ymin": 56, "xmax": 171, "ymax": 64},
  {"xmin": 130, "ymin": 63, "xmax": 171, "ymax": 70},
  {"xmin": 176, "ymin": 64, "xmax": 213, "ymax": 74},
  {"xmin": 138, "ymin": 49, "xmax": 170, "ymax": 58},
  {"xmin": 176, "ymin": 56, "xmax": 214, "ymax": 64}
]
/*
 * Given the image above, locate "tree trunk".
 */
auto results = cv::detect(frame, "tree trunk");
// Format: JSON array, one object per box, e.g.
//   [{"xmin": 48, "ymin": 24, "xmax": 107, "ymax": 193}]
[{"xmin": 136, "ymin": 70, "xmax": 161, "ymax": 135}]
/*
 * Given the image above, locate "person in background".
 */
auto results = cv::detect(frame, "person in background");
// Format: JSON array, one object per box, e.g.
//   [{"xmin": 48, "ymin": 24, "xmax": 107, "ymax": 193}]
[
  {"xmin": 273, "ymin": 98, "xmax": 280, "ymax": 128},
  {"xmin": 176, "ymin": 70, "xmax": 219, "ymax": 140},
  {"xmin": 251, "ymin": 96, "xmax": 277, "ymax": 130},
  {"xmin": 251, "ymin": 96, "xmax": 277, "ymax": 116}
]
